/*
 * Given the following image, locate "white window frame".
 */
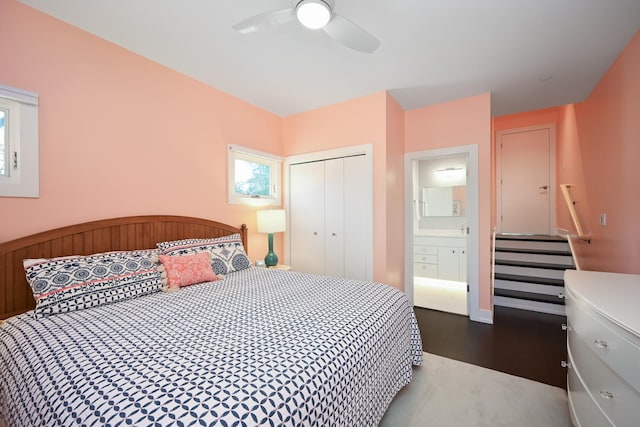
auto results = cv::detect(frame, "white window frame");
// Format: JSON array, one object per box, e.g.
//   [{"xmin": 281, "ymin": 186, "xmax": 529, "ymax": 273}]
[
  {"xmin": 0, "ymin": 84, "xmax": 39, "ymax": 198},
  {"xmin": 228, "ymin": 144, "xmax": 282, "ymax": 207}
]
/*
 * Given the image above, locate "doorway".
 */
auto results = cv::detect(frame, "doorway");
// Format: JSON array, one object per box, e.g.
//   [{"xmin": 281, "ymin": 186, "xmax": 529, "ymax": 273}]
[
  {"xmin": 496, "ymin": 124, "xmax": 557, "ymax": 235},
  {"xmin": 405, "ymin": 145, "xmax": 480, "ymax": 321}
]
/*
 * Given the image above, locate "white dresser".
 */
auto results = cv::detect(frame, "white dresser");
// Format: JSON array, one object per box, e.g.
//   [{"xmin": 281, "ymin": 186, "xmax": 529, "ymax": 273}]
[{"xmin": 564, "ymin": 270, "xmax": 640, "ymax": 427}]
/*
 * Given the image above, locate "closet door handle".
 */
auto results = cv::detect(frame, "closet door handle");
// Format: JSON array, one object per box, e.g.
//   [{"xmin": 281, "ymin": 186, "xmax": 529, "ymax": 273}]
[
  {"xmin": 599, "ymin": 391, "xmax": 614, "ymax": 400},
  {"xmin": 594, "ymin": 339, "xmax": 608, "ymax": 349}
]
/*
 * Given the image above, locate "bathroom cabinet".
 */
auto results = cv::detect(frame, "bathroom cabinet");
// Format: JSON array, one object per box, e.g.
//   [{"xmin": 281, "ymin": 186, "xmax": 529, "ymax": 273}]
[{"xmin": 414, "ymin": 235, "xmax": 466, "ymax": 281}]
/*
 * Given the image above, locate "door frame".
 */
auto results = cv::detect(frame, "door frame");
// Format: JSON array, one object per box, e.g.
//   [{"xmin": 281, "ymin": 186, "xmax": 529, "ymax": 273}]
[
  {"xmin": 404, "ymin": 144, "xmax": 481, "ymax": 323},
  {"xmin": 495, "ymin": 123, "xmax": 557, "ymax": 235},
  {"xmin": 284, "ymin": 144, "xmax": 374, "ymax": 281}
]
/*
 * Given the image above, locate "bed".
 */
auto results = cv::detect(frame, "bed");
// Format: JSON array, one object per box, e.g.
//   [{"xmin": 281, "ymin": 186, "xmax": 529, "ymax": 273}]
[{"xmin": 0, "ymin": 215, "xmax": 423, "ymax": 426}]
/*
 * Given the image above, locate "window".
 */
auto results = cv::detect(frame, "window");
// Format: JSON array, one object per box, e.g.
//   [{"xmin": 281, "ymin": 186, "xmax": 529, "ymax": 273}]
[
  {"xmin": 228, "ymin": 144, "xmax": 282, "ymax": 206},
  {"xmin": 0, "ymin": 108, "xmax": 7, "ymax": 177},
  {"xmin": 0, "ymin": 84, "xmax": 39, "ymax": 198}
]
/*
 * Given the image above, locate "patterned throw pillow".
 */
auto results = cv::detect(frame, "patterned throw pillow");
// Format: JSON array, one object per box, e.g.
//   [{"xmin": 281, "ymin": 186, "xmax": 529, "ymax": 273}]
[
  {"xmin": 24, "ymin": 250, "xmax": 166, "ymax": 318},
  {"xmin": 159, "ymin": 253, "xmax": 218, "ymax": 289},
  {"xmin": 156, "ymin": 233, "xmax": 251, "ymax": 275}
]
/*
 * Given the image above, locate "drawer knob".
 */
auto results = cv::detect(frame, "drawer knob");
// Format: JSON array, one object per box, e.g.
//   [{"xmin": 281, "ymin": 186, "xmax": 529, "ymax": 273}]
[
  {"xmin": 561, "ymin": 323, "xmax": 570, "ymax": 331},
  {"xmin": 599, "ymin": 390, "xmax": 614, "ymax": 400},
  {"xmin": 594, "ymin": 339, "xmax": 609, "ymax": 349},
  {"xmin": 561, "ymin": 361, "xmax": 571, "ymax": 368}
]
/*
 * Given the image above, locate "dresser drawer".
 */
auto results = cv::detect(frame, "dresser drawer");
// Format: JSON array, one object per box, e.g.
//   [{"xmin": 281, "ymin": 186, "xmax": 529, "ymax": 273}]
[
  {"xmin": 566, "ymin": 290, "xmax": 640, "ymax": 392},
  {"xmin": 414, "ymin": 253, "xmax": 437, "ymax": 264},
  {"xmin": 567, "ymin": 354, "xmax": 614, "ymax": 427},
  {"xmin": 569, "ymin": 328, "xmax": 640, "ymax": 426},
  {"xmin": 414, "ymin": 263, "xmax": 437, "ymax": 278},
  {"xmin": 414, "ymin": 245, "xmax": 437, "ymax": 255}
]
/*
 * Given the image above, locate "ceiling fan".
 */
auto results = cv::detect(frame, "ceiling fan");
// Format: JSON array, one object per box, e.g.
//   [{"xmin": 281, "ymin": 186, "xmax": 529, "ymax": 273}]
[{"xmin": 233, "ymin": 0, "xmax": 380, "ymax": 54}]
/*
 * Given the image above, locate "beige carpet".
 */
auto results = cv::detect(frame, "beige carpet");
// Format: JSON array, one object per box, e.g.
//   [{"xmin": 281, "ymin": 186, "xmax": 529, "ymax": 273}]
[{"xmin": 380, "ymin": 352, "xmax": 571, "ymax": 427}]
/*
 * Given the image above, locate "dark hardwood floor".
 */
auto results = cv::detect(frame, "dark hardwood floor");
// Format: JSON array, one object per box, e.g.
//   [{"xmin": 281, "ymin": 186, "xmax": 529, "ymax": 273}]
[{"xmin": 414, "ymin": 306, "xmax": 568, "ymax": 389}]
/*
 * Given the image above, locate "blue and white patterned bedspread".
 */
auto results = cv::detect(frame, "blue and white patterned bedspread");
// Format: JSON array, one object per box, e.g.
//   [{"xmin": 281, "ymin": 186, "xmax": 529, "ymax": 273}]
[{"xmin": 0, "ymin": 267, "xmax": 422, "ymax": 426}]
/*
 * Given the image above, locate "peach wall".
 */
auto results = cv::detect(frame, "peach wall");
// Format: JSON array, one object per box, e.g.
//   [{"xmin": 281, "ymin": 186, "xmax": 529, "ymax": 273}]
[
  {"xmin": 384, "ymin": 94, "xmax": 405, "ymax": 288},
  {"xmin": 572, "ymin": 30, "xmax": 640, "ymax": 273},
  {"xmin": 281, "ymin": 92, "xmax": 386, "ymax": 156},
  {"xmin": 282, "ymin": 92, "xmax": 404, "ymax": 287},
  {"xmin": 556, "ymin": 105, "xmax": 590, "ymax": 237},
  {"xmin": 493, "ymin": 107, "xmax": 560, "ymax": 133},
  {"xmin": 405, "ymin": 93, "xmax": 493, "ymax": 311},
  {"xmin": 0, "ymin": 0, "xmax": 283, "ymax": 261}
]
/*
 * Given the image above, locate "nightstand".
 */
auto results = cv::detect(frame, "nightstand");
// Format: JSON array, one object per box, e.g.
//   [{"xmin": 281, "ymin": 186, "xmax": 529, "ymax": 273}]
[{"xmin": 268, "ymin": 264, "xmax": 291, "ymax": 271}]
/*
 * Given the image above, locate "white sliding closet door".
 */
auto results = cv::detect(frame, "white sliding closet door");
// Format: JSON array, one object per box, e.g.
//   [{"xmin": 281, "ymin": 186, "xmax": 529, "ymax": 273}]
[
  {"xmin": 324, "ymin": 158, "xmax": 345, "ymax": 277},
  {"xmin": 289, "ymin": 154, "xmax": 370, "ymax": 281},
  {"xmin": 290, "ymin": 161, "xmax": 325, "ymax": 275},
  {"xmin": 343, "ymin": 155, "xmax": 369, "ymax": 280}
]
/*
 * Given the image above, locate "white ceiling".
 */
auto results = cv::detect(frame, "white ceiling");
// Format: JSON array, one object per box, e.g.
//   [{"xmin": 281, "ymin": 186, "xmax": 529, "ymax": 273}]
[{"xmin": 18, "ymin": 0, "xmax": 640, "ymax": 117}]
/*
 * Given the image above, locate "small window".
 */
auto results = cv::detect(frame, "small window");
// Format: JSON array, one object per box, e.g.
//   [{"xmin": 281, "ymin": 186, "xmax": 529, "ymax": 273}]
[
  {"xmin": 0, "ymin": 84, "xmax": 39, "ymax": 198},
  {"xmin": 228, "ymin": 145, "xmax": 282, "ymax": 206},
  {"xmin": 0, "ymin": 108, "xmax": 7, "ymax": 177}
]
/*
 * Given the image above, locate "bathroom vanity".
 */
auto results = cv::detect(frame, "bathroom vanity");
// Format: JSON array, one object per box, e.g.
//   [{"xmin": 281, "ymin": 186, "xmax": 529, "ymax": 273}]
[{"xmin": 414, "ymin": 230, "xmax": 467, "ymax": 282}]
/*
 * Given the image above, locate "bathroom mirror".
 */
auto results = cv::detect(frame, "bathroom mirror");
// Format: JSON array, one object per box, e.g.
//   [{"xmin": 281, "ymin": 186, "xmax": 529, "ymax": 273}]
[{"xmin": 421, "ymin": 186, "xmax": 466, "ymax": 217}]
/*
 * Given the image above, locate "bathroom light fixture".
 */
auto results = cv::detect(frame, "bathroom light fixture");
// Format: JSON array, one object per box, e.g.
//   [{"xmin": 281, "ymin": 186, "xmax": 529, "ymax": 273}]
[
  {"xmin": 435, "ymin": 167, "xmax": 465, "ymax": 180},
  {"xmin": 296, "ymin": 0, "xmax": 332, "ymax": 29},
  {"xmin": 257, "ymin": 209, "xmax": 286, "ymax": 267}
]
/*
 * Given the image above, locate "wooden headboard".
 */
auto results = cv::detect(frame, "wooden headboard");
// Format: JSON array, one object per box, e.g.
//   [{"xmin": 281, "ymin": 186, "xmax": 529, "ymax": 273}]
[{"xmin": 0, "ymin": 215, "xmax": 248, "ymax": 320}]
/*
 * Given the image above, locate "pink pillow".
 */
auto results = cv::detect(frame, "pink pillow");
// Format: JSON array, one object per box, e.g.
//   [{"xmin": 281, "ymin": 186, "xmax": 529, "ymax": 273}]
[{"xmin": 159, "ymin": 253, "xmax": 217, "ymax": 289}]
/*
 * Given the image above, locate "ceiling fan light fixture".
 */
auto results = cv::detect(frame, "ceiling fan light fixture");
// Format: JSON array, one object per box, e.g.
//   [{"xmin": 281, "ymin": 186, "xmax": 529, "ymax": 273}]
[{"xmin": 296, "ymin": 0, "xmax": 332, "ymax": 30}]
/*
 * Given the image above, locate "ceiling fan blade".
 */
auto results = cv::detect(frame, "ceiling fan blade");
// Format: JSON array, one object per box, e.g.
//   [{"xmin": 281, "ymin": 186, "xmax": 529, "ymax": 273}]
[
  {"xmin": 323, "ymin": 14, "xmax": 380, "ymax": 53},
  {"xmin": 232, "ymin": 8, "xmax": 295, "ymax": 34}
]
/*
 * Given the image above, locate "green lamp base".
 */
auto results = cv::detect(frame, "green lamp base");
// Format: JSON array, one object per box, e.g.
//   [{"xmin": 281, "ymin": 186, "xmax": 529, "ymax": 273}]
[
  {"xmin": 264, "ymin": 233, "xmax": 279, "ymax": 267},
  {"xmin": 264, "ymin": 252, "xmax": 278, "ymax": 267}
]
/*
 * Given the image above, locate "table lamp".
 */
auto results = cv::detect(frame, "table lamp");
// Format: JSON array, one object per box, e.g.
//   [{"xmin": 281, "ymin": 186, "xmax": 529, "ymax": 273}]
[{"xmin": 257, "ymin": 209, "xmax": 286, "ymax": 267}]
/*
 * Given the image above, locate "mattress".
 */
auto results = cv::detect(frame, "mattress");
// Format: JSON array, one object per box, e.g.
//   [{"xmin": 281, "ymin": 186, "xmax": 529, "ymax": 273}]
[{"xmin": 0, "ymin": 267, "xmax": 422, "ymax": 426}]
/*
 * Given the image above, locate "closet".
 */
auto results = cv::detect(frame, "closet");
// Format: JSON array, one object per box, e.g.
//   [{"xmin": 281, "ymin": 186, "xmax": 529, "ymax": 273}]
[{"xmin": 288, "ymin": 152, "xmax": 372, "ymax": 281}]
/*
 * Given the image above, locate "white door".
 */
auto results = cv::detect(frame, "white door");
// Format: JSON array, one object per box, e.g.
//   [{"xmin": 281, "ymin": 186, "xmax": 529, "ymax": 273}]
[
  {"xmin": 498, "ymin": 127, "xmax": 554, "ymax": 234},
  {"xmin": 324, "ymin": 158, "xmax": 344, "ymax": 277},
  {"xmin": 343, "ymin": 155, "xmax": 369, "ymax": 280},
  {"xmin": 290, "ymin": 161, "xmax": 325, "ymax": 275}
]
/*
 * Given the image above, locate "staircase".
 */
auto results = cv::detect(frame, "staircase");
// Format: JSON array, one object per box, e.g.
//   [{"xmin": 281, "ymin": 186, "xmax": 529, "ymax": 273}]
[{"xmin": 493, "ymin": 235, "xmax": 574, "ymax": 316}]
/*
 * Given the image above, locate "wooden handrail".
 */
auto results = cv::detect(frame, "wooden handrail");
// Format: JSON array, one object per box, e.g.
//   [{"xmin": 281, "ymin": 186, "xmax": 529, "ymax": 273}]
[{"xmin": 560, "ymin": 184, "xmax": 591, "ymax": 242}]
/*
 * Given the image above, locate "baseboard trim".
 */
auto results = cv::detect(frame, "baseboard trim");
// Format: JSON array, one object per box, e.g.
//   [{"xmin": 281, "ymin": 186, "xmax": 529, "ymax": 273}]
[{"xmin": 471, "ymin": 308, "xmax": 493, "ymax": 324}]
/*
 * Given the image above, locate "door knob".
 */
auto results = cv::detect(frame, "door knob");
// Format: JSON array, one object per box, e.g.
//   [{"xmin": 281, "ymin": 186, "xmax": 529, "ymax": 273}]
[{"xmin": 538, "ymin": 185, "xmax": 548, "ymax": 190}]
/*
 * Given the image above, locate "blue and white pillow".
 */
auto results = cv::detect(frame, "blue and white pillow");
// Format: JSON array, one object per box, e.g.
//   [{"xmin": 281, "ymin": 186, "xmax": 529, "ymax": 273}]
[
  {"xmin": 156, "ymin": 234, "xmax": 251, "ymax": 275},
  {"xmin": 24, "ymin": 249, "xmax": 166, "ymax": 318}
]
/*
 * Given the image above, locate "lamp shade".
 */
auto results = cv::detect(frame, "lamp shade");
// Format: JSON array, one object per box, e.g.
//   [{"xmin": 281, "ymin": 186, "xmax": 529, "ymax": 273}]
[{"xmin": 257, "ymin": 209, "xmax": 286, "ymax": 233}]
